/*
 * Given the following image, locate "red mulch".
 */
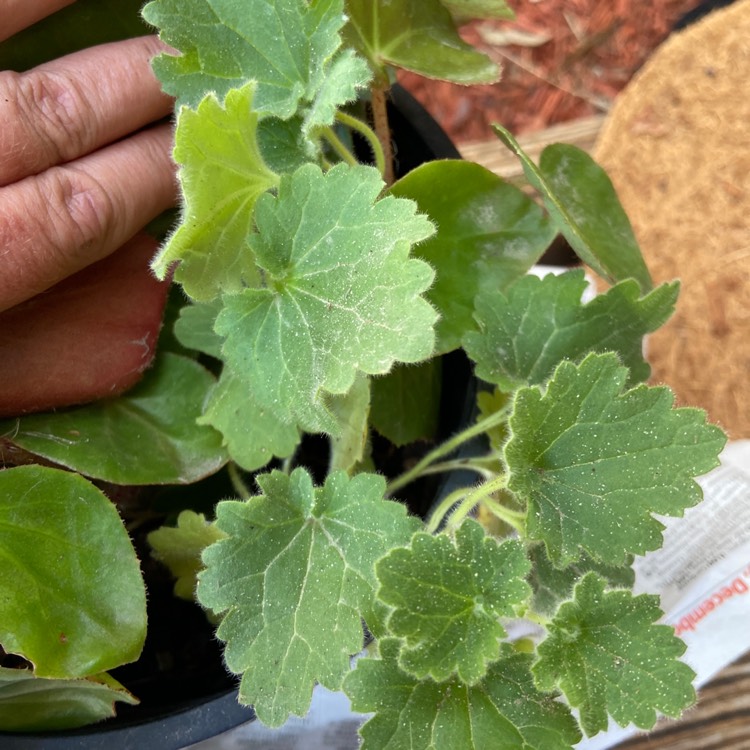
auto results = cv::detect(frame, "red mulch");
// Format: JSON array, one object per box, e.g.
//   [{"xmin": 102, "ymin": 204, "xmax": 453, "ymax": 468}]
[{"xmin": 399, "ymin": 0, "xmax": 705, "ymax": 142}]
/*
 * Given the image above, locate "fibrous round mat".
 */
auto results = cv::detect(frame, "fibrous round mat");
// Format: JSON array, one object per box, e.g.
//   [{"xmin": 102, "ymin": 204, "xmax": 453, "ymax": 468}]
[{"xmin": 594, "ymin": 0, "xmax": 750, "ymax": 438}]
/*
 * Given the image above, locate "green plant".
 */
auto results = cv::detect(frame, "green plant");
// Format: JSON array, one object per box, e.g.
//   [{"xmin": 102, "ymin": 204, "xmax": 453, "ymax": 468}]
[{"xmin": 0, "ymin": 0, "xmax": 726, "ymax": 747}]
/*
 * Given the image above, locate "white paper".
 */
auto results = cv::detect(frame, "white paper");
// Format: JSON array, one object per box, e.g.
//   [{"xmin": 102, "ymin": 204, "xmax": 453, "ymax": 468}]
[{"xmin": 576, "ymin": 440, "xmax": 750, "ymax": 749}]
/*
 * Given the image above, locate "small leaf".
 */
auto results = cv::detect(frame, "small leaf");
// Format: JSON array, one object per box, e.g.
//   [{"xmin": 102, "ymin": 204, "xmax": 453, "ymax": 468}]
[
  {"xmin": 534, "ymin": 573, "xmax": 696, "ymax": 736},
  {"xmin": 376, "ymin": 520, "xmax": 531, "ymax": 684},
  {"xmin": 215, "ymin": 163, "xmax": 437, "ymax": 434},
  {"xmin": 345, "ymin": 0, "xmax": 500, "ymax": 83},
  {"xmin": 142, "ymin": 0, "xmax": 354, "ymax": 115},
  {"xmin": 148, "ymin": 510, "xmax": 226, "ymax": 600},
  {"xmin": 173, "ymin": 298, "xmax": 224, "ymax": 359},
  {"xmin": 327, "ymin": 372, "xmax": 371, "ymax": 474},
  {"xmin": 494, "ymin": 126, "xmax": 653, "ymax": 292},
  {"xmin": 0, "ymin": 467, "xmax": 146, "ymax": 678},
  {"xmin": 198, "ymin": 367, "xmax": 301, "ymax": 472},
  {"xmin": 464, "ymin": 270, "xmax": 679, "ymax": 391},
  {"xmin": 344, "ymin": 640, "xmax": 581, "ymax": 750},
  {"xmin": 0, "ymin": 353, "xmax": 228, "ymax": 486},
  {"xmin": 0, "ymin": 668, "xmax": 138, "ymax": 732},
  {"xmin": 151, "ymin": 83, "xmax": 279, "ymax": 300},
  {"xmin": 370, "ymin": 360, "xmax": 441, "ymax": 447},
  {"xmin": 390, "ymin": 160, "xmax": 555, "ymax": 353},
  {"xmin": 527, "ymin": 543, "xmax": 634, "ymax": 618},
  {"xmin": 440, "ymin": 0, "xmax": 515, "ymax": 20},
  {"xmin": 197, "ymin": 469, "xmax": 420, "ymax": 727},
  {"xmin": 505, "ymin": 353, "xmax": 726, "ymax": 566}
]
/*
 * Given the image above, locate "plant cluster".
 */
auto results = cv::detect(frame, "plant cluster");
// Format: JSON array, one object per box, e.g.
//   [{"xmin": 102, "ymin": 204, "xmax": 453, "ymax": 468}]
[{"xmin": 0, "ymin": 1, "xmax": 726, "ymax": 748}]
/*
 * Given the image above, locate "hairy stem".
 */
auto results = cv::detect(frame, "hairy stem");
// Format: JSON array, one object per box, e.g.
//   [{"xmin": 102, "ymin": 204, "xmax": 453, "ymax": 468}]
[
  {"xmin": 371, "ymin": 82, "xmax": 395, "ymax": 185},
  {"xmin": 336, "ymin": 110, "xmax": 386, "ymax": 178},
  {"xmin": 386, "ymin": 408, "xmax": 509, "ymax": 496},
  {"xmin": 321, "ymin": 126, "xmax": 359, "ymax": 167},
  {"xmin": 445, "ymin": 474, "xmax": 511, "ymax": 531},
  {"xmin": 228, "ymin": 462, "xmax": 252, "ymax": 500}
]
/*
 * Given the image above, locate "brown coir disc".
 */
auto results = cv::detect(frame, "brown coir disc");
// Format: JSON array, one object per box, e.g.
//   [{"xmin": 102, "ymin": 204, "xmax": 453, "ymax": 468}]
[{"xmin": 593, "ymin": 0, "xmax": 750, "ymax": 439}]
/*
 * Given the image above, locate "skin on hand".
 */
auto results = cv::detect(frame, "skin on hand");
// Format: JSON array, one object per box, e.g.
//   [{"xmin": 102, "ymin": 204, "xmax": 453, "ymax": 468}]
[{"xmin": 0, "ymin": 2, "xmax": 178, "ymax": 414}]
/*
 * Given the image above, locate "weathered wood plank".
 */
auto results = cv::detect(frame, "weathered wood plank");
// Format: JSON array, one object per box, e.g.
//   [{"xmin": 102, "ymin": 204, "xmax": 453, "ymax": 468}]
[{"xmin": 617, "ymin": 651, "xmax": 750, "ymax": 749}]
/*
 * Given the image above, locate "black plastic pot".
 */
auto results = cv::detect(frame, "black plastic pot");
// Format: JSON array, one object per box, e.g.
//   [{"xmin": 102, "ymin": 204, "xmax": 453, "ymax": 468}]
[{"xmin": 2, "ymin": 86, "xmax": 475, "ymax": 750}]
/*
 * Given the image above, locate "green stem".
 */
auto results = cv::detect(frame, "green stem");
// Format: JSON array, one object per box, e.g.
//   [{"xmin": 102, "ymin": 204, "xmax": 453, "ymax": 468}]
[
  {"xmin": 386, "ymin": 408, "xmax": 509, "ymax": 496},
  {"xmin": 228, "ymin": 462, "xmax": 252, "ymax": 500},
  {"xmin": 425, "ymin": 486, "xmax": 472, "ymax": 534},
  {"xmin": 480, "ymin": 495, "xmax": 526, "ymax": 534},
  {"xmin": 445, "ymin": 474, "xmax": 510, "ymax": 531},
  {"xmin": 335, "ymin": 110, "xmax": 386, "ymax": 178},
  {"xmin": 321, "ymin": 126, "xmax": 358, "ymax": 167},
  {"xmin": 419, "ymin": 459, "xmax": 495, "ymax": 480}
]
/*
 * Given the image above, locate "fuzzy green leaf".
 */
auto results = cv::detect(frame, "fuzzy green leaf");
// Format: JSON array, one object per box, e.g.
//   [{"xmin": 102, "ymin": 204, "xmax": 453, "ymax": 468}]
[
  {"xmin": 527, "ymin": 544, "xmax": 634, "ymax": 618},
  {"xmin": 534, "ymin": 573, "xmax": 696, "ymax": 736},
  {"xmin": 199, "ymin": 367, "xmax": 301, "ymax": 472},
  {"xmin": 327, "ymin": 372, "xmax": 371, "ymax": 474},
  {"xmin": 143, "ymin": 0, "xmax": 360, "ymax": 115},
  {"xmin": 215, "ymin": 163, "xmax": 437, "ymax": 434},
  {"xmin": 0, "ymin": 353, "xmax": 227, "ymax": 485},
  {"xmin": 148, "ymin": 510, "xmax": 226, "ymax": 601},
  {"xmin": 344, "ymin": 640, "xmax": 581, "ymax": 750},
  {"xmin": 464, "ymin": 270, "xmax": 678, "ymax": 391},
  {"xmin": 494, "ymin": 127, "xmax": 653, "ymax": 292},
  {"xmin": 376, "ymin": 520, "xmax": 531, "ymax": 684},
  {"xmin": 197, "ymin": 469, "xmax": 420, "ymax": 727},
  {"xmin": 370, "ymin": 360, "xmax": 441, "ymax": 447},
  {"xmin": 173, "ymin": 299, "xmax": 224, "ymax": 358},
  {"xmin": 505, "ymin": 353, "xmax": 725, "ymax": 566},
  {"xmin": 0, "ymin": 467, "xmax": 146, "ymax": 678},
  {"xmin": 151, "ymin": 83, "xmax": 279, "ymax": 300},
  {"xmin": 345, "ymin": 0, "xmax": 500, "ymax": 83},
  {"xmin": 390, "ymin": 160, "xmax": 555, "ymax": 353},
  {"xmin": 0, "ymin": 668, "xmax": 138, "ymax": 732},
  {"xmin": 440, "ymin": 0, "xmax": 514, "ymax": 20}
]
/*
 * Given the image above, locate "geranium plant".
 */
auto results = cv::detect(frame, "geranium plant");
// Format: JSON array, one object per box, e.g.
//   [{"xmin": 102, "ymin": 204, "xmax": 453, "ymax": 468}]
[{"xmin": 0, "ymin": 1, "xmax": 726, "ymax": 747}]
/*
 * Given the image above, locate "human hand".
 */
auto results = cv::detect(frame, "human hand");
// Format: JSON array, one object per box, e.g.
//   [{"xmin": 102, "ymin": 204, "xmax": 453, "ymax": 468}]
[{"xmin": 0, "ymin": 0, "xmax": 177, "ymax": 416}]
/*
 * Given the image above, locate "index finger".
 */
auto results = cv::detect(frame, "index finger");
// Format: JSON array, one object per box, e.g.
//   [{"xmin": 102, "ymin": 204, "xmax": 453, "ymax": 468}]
[{"xmin": 0, "ymin": 0, "xmax": 76, "ymax": 43}]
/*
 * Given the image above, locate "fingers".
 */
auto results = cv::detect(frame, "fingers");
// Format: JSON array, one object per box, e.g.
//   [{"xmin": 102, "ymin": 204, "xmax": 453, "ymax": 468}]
[
  {"xmin": 0, "ymin": 122, "xmax": 177, "ymax": 313},
  {"xmin": 0, "ymin": 36, "xmax": 174, "ymax": 186},
  {"xmin": 0, "ymin": 0, "xmax": 76, "ymax": 43}
]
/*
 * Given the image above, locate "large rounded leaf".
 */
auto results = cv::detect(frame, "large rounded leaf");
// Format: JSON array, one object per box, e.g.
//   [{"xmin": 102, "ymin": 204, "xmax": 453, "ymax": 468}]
[
  {"xmin": 390, "ymin": 160, "xmax": 555, "ymax": 353},
  {"xmin": 0, "ymin": 466, "xmax": 147, "ymax": 678},
  {"xmin": 0, "ymin": 354, "xmax": 227, "ymax": 485}
]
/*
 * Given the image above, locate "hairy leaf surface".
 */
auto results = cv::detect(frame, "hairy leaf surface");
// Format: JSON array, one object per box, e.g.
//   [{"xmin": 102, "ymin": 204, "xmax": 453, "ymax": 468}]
[
  {"xmin": 494, "ymin": 127, "xmax": 653, "ymax": 292},
  {"xmin": 199, "ymin": 368, "xmax": 301, "ymax": 472},
  {"xmin": 505, "ymin": 353, "xmax": 725, "ymax": 566},
  {"xmin": 376, "ymin": 520, "xmax": 530, "ymax": 684},
  {"xmin": 197, "ymin": 469, "xmax": 420, "ymax": 726},
  {"xmin": 0, "ymin": 668, "xmax": 138, "ymax": 731},
  {"xmin": 151, "ymin": 84, "xmax": 278, "ymax": 300},
  {"xmin": 527, "ymin": 544, "xmax": 634, "ymax": 617},
  {"xmin": 143, "ymin": 0, "xmax": 361, "ymax": 114},
  {"xmin": 0, "ymin": 467, "xmax": 146, "ymax": 678},
  {"xmin": 390, "ymin": 160, "xmax": 555, "ymax": 353},
  {"xmin": 215, "ymin": 163, "xmax": 437, "ymax": 434},
  {"xmin": 345, "ymin": 0, "xmax": 499, "ymax": 83},
  {"xmin": 464, "ymin": 270, "xmax": 678, "ymax": 390},
  {"xmin": 534, "ymin": 573, "xmax": 695, "ymax": 735},
  {"xmin": 0, "ymin": 354, "xmax": 227, "ymax": 485},
  {"xmin": 344, "ymin": 640, "xmax": 580, "ymax": 750}
]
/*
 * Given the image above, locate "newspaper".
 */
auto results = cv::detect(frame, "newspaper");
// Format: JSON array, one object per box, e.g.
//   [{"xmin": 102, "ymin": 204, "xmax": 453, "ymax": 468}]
[{"xmin": 577, "ymin": 440, "xmax": 750, "ymax": 749}]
